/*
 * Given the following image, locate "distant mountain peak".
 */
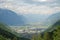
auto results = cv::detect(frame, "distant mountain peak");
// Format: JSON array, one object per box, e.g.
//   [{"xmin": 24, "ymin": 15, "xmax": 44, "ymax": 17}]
[
  {"xmin": 45, "ymin": 12, "xmax": 60, "ymax": 26},
  {"xmin": 0, "ymin": 8, "xmax": 26, "ymax": 26}
]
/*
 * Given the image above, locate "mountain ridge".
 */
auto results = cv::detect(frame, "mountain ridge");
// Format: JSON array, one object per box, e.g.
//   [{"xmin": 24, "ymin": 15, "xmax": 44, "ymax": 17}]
[{"xmin": 0, "ymin": 8, "xmax": 26, "ymax": 26}]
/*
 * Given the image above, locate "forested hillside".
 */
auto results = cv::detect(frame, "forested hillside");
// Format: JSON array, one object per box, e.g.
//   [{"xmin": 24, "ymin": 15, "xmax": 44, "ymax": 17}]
[
  {"xmin": 31, "ymin": 20, "xmax": 60, "ymax": 40},
  {"xmin": 0, "ymin": 23, "xmax": 30, "ymax": 40}
]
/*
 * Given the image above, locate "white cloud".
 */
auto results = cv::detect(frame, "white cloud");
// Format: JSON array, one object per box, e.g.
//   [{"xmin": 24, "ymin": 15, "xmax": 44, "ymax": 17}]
[
  {"xmin": 0, "ymin": 0, "xmax": 60, "ymax": 15},
  {"xmin": 33, "ymin": 0, "xmax": 48, "ymax": 2},
  {"xmin": 32, "ymin": 0, "xmax": 57, "ymax": 2}
]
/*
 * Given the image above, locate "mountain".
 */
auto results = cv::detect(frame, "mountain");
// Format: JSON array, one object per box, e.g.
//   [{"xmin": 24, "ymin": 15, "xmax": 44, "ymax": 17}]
[
  {"xmin": 0, "ymin": 23, "xmax": 30, "ymax": 40},
  {"xmin": 44, "ymin": 12, "xmax": 60, "ymax": 26},
  {"xmin": 42, "ymin": 20, "xmax": 60, "ymax": 36},
  {"xmin": 0, "ymin": 8, "xmax": 26, "ymax": 26},
  {"xmin": 0, "ymin": 8, "xmax": 50, "ymax": 26},
  {"xmin": 24, "ymin": 14, "xmax": 48, "ymax": 24},
  {"xmin": 45, "ymin": 20, "xmax": 60, "ymax": 32},
  {"xmin": 41, "ymin": 12, "xmax": 60, "ymax": 33}
]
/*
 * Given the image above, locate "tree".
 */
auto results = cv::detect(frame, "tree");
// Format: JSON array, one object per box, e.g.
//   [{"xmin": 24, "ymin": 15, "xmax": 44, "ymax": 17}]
[
  {"xmin": 53, "ymin": 25, "xmax": 60, "ymax": 40},
  {"xmin": 31, "ymin": 34, "xmax": 43, "ymax": 40},
  {"xmin": 0, "ymin": 35, "xmax": 7, "ymax": 40},
  {"xmin": 12, "ymin": 37, "xmax": 17, "ymax": 40},
  {"xmin": 31, "ymin": 35, "xmax": 37, "ymax": 40},
  {"xmin": 43, "ymin": 32, "xmax": 51, "ymax": 40},
  {"xmin": 37, "ymin": 33, "xmax": 43, "ymax": 40}
]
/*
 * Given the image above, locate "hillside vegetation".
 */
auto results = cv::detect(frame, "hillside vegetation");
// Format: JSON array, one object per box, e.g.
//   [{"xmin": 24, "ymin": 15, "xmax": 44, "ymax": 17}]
[
  {"xmin": 31, "ymin": 20, "xmax": 60, "ymax": 40},
  {"xmin": 0, "ymin": 23, "xmax": 30, "ymax": 40}
]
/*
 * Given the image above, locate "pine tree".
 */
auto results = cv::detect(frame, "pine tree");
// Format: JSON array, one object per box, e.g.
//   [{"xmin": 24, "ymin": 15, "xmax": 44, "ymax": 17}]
[
  {"xmin": 12, "ymin": 37, "xmax": 17, "ymax": 40},
  {"xmin": 0, "ymin": 35, "xmax": 7, "ymax": 40},
  {"xmin": 43, "ymin": 32, "xmax": 51, "ymax": 40},
  {"xmin": 53, "ymin": 25, "xmax": 60, "ymax": 40},
  {"xmin": 37, "ymin": 33, "xmax": 43, "ymax": 40},
  {"xmin": 31, "ymin": 35, "xmax": 37, "ymax": 40}
]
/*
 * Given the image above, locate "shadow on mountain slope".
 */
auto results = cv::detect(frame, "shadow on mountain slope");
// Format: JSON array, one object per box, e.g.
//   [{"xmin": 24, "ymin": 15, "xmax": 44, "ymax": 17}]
[{"xmin": 0, "ymin": 8, "xmax": 26, "ymax": 26}]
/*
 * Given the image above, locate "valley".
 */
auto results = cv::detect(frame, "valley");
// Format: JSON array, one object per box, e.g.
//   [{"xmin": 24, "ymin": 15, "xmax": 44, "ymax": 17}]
[{"xmin": 10, "ymin": 25, "xmax": 48, "ymax": 34}]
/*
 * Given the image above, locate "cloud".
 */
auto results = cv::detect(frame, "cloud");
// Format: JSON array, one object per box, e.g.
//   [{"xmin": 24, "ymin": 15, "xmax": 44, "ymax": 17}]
[
  {"xmin": 32, "ymin": 0, "xmax": 57, "ymax": 2},
  {"xmin": 32, "ymin": 0, "xmax": 49, "ymax": 2},
  {"xmin": 0, "ymin": 0, "xmax": 60, "ymax": 15}
]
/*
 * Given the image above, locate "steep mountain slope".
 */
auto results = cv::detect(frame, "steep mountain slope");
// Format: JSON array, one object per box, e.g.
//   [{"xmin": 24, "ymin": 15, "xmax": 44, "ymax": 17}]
[
  {"xmin": 44, "ymin": 20, "xmax": 60, "ymax": 33},
  {"xmin": 0, "ymin": 8, "xmax": 26, "ymax": 26},
  {"xmin": 42, "ymin": 12, "xmax": 60, "ymax": 33},
  {"xmin": 0, "ymin": 23, "xmax": 30, "ymax": 40},
  {"xmin": 50, "ymin": 20, "xmax": 60, "ymax": 31},
  {"xmin": 0, "ymin": 23, "xmax": 11, "ymax": 32},
  {"xmin": 44, "ymin": 12, "xmax": 60, "ymax": 26}
]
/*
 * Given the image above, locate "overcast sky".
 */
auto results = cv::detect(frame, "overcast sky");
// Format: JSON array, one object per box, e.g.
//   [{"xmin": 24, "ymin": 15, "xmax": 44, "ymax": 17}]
[{"xmin": 0, "ymin": 0, "xmax": 60, "ymax": 15}]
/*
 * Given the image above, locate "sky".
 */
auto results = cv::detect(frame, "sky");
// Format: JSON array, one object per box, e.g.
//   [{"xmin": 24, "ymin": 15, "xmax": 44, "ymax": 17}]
[{"xmin": 0, "ymin": 0, "xmax": 60, "ymax": 15}]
